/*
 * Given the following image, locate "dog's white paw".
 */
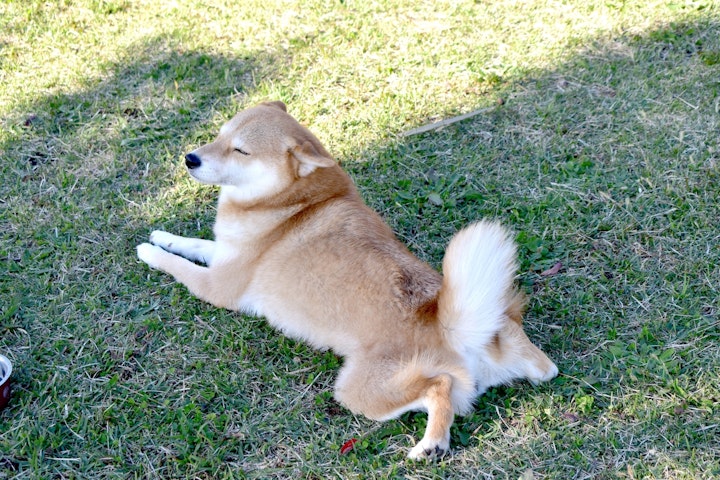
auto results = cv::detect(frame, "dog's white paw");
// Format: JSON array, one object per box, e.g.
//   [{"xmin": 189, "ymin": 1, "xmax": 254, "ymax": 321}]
[
  {"xmin": 149, "ymin": 230, "xmax": 174, "ymax": 248},
  {"xmin": 407, "ymin": 438, "xmax": 449, "ymax": 461},
  {"xmin": 137, "ymin": 243, "xmax": 165, "ymax": 269}
]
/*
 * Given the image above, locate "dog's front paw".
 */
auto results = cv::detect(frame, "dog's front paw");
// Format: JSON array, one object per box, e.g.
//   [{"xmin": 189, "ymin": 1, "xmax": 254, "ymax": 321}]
[
  {"xmin": 137, "ymin": 243, "xmax": 165, "ymax": 269},
  {"xmin": 149, "ymin": 230, "xmax": 174, "ymax": 248},
  {"xmin": 407, "ymin": 439, "xmax": 449, "ymax": 461}
]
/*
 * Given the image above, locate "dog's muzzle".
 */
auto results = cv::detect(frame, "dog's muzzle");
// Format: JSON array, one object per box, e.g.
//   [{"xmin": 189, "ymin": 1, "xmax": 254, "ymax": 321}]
[{"xmin": 185, "ymin": 153, "xmax": 202, "ymax": 169}]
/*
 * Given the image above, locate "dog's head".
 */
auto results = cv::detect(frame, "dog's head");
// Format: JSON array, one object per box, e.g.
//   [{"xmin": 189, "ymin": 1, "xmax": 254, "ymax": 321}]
[{"xmin": 184, "ymin": 101, "xmax": 336, "ymax": 203}]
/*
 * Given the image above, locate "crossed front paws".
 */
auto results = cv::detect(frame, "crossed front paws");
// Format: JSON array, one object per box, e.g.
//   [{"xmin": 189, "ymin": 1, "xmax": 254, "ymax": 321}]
[{"xmin": 136, "ymin": 230, "xmax": 175, "ymax": 269}]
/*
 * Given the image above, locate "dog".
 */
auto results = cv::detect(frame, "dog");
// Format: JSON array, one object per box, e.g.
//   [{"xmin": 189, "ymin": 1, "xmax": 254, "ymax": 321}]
[{"xmin": 137, "ymin": 101, "xmax": 558, "ymax": 459}]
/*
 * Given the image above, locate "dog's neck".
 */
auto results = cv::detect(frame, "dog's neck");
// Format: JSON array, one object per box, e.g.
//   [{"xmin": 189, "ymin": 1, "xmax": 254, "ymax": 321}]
[
  {"xmin": 218, "ymin": 164, "xmax": 357, "ymax": 212},
  {"xmin": 214, "ymin": 165, "xmax": 359, "ymax": 243}
]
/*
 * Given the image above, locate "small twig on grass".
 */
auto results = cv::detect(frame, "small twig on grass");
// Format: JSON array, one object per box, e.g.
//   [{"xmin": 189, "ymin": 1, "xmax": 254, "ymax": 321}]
[{"xmin": 400, "ymin": 107, "xmax": 495, "ymax": 137}]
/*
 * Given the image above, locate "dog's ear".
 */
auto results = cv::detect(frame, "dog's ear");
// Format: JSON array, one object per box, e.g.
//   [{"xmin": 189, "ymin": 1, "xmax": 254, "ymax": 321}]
[
  {"xmin": 291, "ymin": 140, "xmax": 335, "ymax": 177},
  {"xmin": 260, "ymin": 100, "xmax": 287, "ymax": 112}
]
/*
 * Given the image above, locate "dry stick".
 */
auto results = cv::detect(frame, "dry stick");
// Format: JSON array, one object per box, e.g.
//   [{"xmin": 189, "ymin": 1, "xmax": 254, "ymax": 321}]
[{"xmin": 400, "ymin": 107, "xmax": 495, "ymax": 137}]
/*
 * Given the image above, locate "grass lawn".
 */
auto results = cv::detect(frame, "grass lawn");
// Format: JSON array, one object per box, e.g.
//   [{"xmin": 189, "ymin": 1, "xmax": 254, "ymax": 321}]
[{"xmin": 1, "ymin": 0, "xmax": 719, "ymax": 478}]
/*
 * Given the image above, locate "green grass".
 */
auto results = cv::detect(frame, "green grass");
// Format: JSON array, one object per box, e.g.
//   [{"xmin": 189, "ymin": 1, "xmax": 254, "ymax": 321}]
[{"xmin": 1, "ymin": 0, "xmax": 719, "ymax": 478}]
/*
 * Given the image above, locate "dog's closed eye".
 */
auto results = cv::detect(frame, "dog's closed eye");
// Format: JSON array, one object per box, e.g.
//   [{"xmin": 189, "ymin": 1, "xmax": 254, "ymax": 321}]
[{"xmin": 234, "ymin": 147, "xmax": 250, "ymax": 155}]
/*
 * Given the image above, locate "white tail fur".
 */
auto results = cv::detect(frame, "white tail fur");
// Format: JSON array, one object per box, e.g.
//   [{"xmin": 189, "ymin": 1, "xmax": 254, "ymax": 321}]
[{"xmin": 438, "ymin": 221, "xmax": 518, "ymax": 364}]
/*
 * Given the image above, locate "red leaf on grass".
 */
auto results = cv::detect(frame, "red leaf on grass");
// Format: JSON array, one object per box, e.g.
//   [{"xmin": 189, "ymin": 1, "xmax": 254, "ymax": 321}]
[
  {"xmin": 540, "ymin": 262, "xmax": 563, "ymax": 277},
  {"xmin": 340, "ymin": 438, "xmax": 357, "ymax": 455}
]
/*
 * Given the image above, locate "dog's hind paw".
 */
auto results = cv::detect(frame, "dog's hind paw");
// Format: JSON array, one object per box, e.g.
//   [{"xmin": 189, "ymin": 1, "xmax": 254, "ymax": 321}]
[{"xmin": 407, "ymin": 440, "xmax": 449, "ymax": 461}]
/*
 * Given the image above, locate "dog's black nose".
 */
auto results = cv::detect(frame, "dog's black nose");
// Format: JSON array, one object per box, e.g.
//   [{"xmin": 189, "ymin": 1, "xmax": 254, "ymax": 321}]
[{"xmin": 185, "ymin": 153, "xmax": 202, "ymax": 169}]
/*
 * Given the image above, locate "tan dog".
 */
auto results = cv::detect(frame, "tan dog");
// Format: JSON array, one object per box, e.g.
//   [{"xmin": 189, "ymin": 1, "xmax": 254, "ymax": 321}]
[{"xmin": 137, "ymin": 101, "xmax": 558, "ymax": 459}]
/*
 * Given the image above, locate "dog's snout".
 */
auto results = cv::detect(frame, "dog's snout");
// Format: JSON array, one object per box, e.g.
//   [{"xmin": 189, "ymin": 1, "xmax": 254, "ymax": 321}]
[{"xmin": 185, "ymin": 153, "xmax": 202, "ymax": 169}]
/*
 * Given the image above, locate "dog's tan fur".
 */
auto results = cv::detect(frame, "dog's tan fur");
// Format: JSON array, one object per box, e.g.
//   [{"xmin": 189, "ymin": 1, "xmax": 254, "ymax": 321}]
[{"xmin": 137, "ymin": 101, "xmax": 557, "ymax": 459}]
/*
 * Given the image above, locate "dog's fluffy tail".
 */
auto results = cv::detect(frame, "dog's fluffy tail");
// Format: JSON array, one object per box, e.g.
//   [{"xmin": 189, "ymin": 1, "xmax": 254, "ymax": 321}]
[{"xmin": 438, "ymin": 220, "xmax": 519, "ymax": 365}]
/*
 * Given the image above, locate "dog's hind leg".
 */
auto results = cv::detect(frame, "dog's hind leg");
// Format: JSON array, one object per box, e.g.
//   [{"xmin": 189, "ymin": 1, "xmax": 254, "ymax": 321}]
[
  {"xmin": 334, "ymin": 357, "xmax": 460, "ymax": 460},
  {"xmin": 149, "ymin": 230, "xmax": 216, "ymax": 265},
  {"xmin": 405, "ymin": 373, "xmax": 455, "ymax": 460}
]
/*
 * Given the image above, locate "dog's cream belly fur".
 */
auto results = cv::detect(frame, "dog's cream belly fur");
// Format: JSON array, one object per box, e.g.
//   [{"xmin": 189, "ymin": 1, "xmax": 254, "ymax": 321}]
[
  {"xmin": 237, "ymin": 262, "xmax": 412, "ymax": 357},
  {"xmin": 237, "ymin": 283, "xmax": 362, "ymax": 355}
]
